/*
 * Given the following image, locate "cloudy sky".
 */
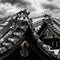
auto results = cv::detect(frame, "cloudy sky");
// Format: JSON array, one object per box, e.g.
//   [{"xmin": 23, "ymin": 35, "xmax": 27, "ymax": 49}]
[{"xmin": 0, "ymin": 0, "xmax": 60, "ymax": 19}]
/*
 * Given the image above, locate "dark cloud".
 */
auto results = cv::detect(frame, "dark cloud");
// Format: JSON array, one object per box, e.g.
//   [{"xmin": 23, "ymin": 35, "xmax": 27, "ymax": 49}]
[
  {"xmin": 1, "ymin": 0, "xmax": 35, "ymax": 11},
  {"xmin": 47, "ymin": 0, "xmax": 53, "ymax": 2},
  {"xmin": 1, "ymin": 0, "xmax": 17, "ymax": 4},
  {"xmin": 1, "ymin": 0, "xmax": 31, "ymax": 6},
  {"xmin": 42, "ymin": 4, "xmax": 59, "ymax": 11},
  {"xmin": 0, "ymin": 11, "xmax": 5, "ymax": 15}
]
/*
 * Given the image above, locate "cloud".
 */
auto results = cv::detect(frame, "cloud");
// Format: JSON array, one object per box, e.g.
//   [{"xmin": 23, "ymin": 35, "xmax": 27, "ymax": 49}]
[
  {"xmin": 0, "ymin": 0, "xmax": 36, "ymax": 17},
  {"xmin": 1, "ymin": 0, "xmax": 32, "ymax": 9},
  {"xmin": 0, "ymin": 2, "xmax": 21, "ymax": 17},
  {"xmin": 41, "ymin": 4, "xmax": 59, "ymax": 11},
  {"xmin": 37, "ymin": 0, "xmax": 60, "ymax": 19},
  {"xmin": 0, "ymin": 0, "xmax": 60, "ymax": 19},
  {"xmin": 2, "ymin": 0, "xmax": 30, "ymax": 5},
  {"xmin": 47, "ymin": 0, "xmax": 53, "ymax": 2}
]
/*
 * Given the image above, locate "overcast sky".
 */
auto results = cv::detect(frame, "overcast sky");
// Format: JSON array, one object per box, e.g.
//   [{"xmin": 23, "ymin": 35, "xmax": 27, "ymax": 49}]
[{"xmin": 0, "ymin": 0, "xmax": 60, "ymax": 19}]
